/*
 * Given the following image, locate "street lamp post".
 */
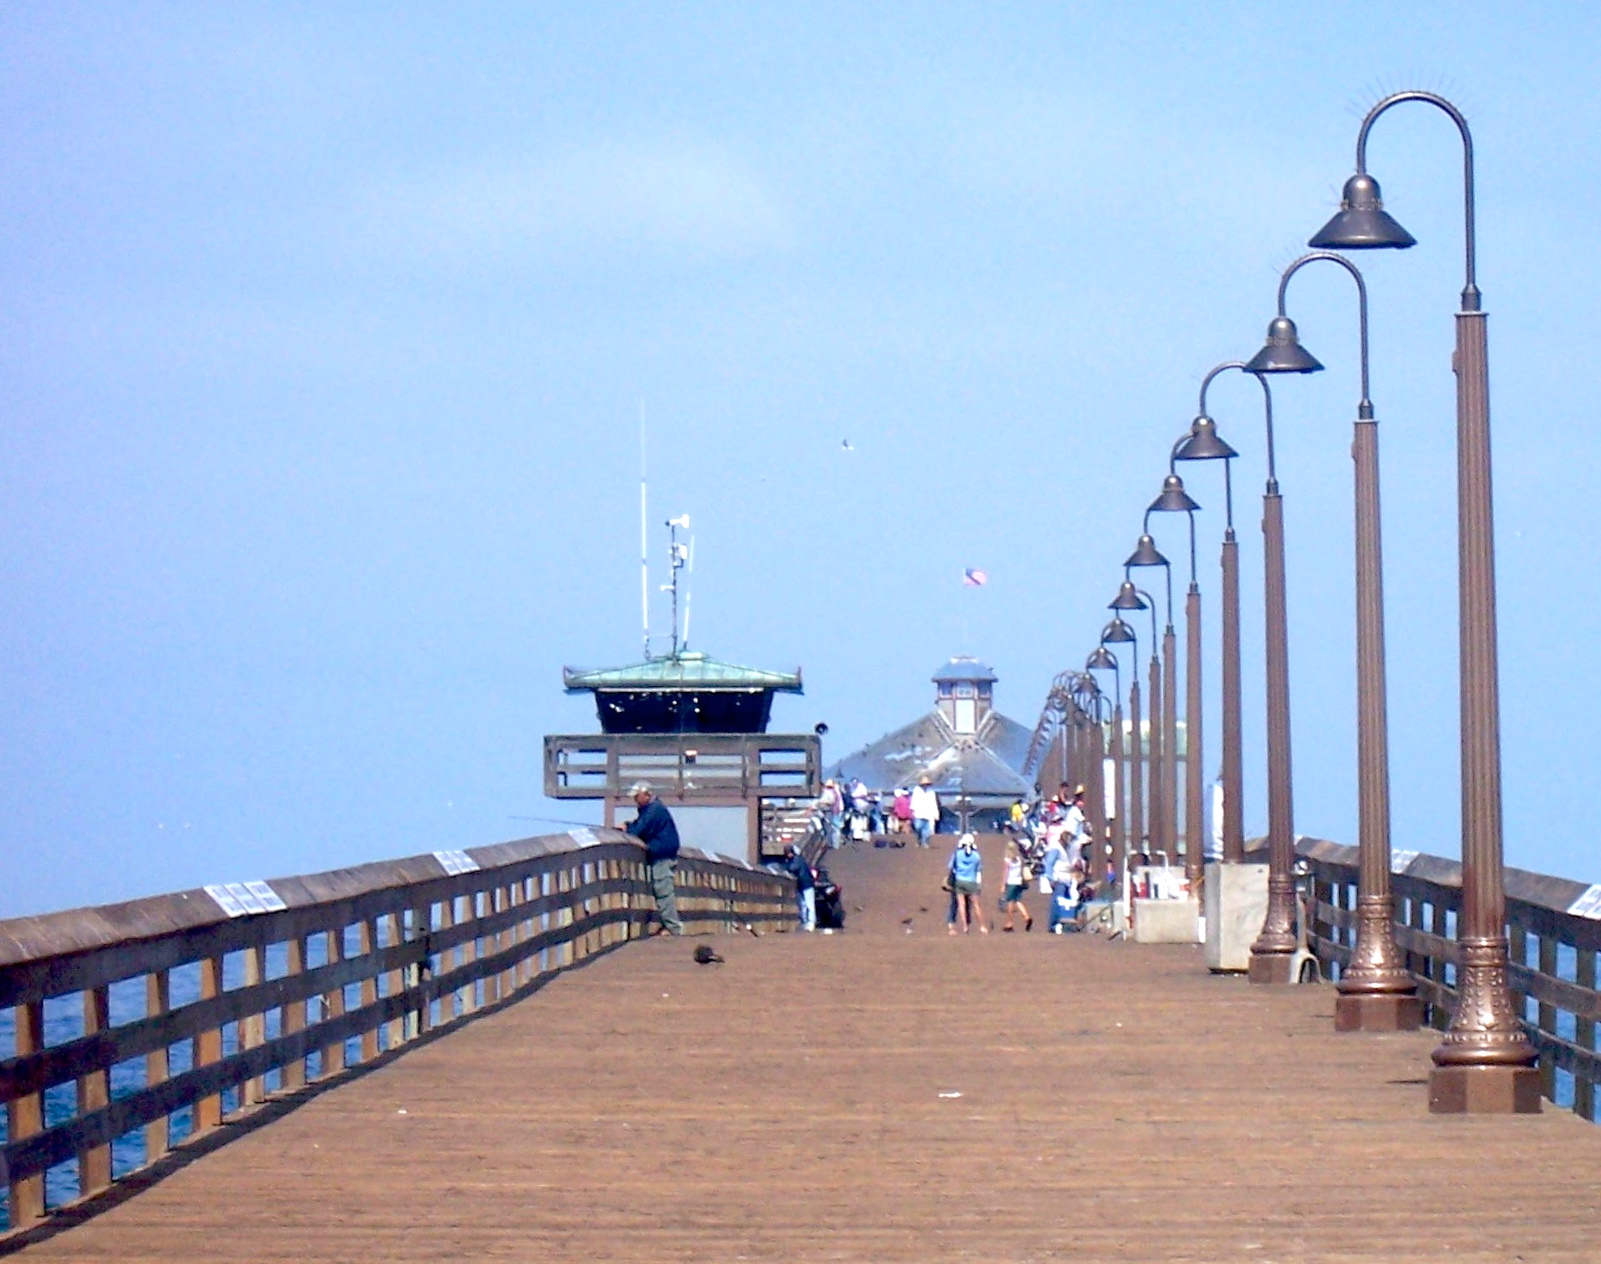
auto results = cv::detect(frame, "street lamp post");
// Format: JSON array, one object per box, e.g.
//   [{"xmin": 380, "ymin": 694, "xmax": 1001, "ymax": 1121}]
[
  {"xmin": 1310, "ymin": 89, "xmax": 1539, "ymax": 1112},
  {"xmin": 1125, "ymin": 539, "xmax": 1176, "ymax": 864},
  {"xmin": 1173, "ymin": 367, "xmax": 1302, "ymax": 981},
  {"xmin": 1245, "ymin": 250, "xmax": 1419, "ymax": 1030},
  {"xmin": 1111, "ymin": 583, "xmax": 1155, "ymax": 863},
  {"xmin": 1088, "ymin": 645, "xmax": 1124, "ymax": 891},
  {"xmin": 1102, "ymin": 617, "xmax": 1139, "ymax": 880},
  {"xmin": 1174, "ymin": 368, "xmax": 1246, "ymax": 865},
  {"xmin": 1076, "ymin": 675, "xmax": 1108, "ymax": 859},
  {"xmin": 1148, "ymin": 476, "xmax": 1204, "ymax": 889}
]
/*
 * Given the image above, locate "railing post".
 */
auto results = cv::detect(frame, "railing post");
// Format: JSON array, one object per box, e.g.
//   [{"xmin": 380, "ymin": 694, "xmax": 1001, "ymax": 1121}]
[
  {"xmin": 195, "ymin": 956, "xmax": 225, "ymax": 1132},
  {"xmin": 1431, "ymin": 899, "xmax": 1452, "ymax": 1031},
  {"xmin": 281, "ymin": 937, "xmax": 307, "ymax": 1090},
  {"xmin": 322, "ymin": 928, "xmax": 347, "ymax": 1074},
  {"xmin": 76, "ymin": 985, "xmax": 113, "ymax": 1196},
  {"xmin": 1538, "ymin": 935, "xmax": 1558, "ymax": 1103},
  {"xmin": 359, "ymin": 918, "xmax": 380, "ymax": 1062},
  {"xmin": 242, "ymin": 946, "xmax": 267, "ymax": 1105},
  {"xmin": 460, "ymin": 896, "xmax": 480, "ymax": 1015},
  {"xmin": 408, "ymin": 904, "xmax": 429, "ymax": 1039},
  {"xmin": 144, "ymin": 971, "xmax": 171, "ymax": 1162},
  {"xmin": 436, "ymin": 897, "xmax": 457, "ymax": 1021},
  {"xmin": 1578, "ymin": 948, "xmax": 1597, "ymax": 1121},
  {"xmin": 382, "ymin": 914, "xmax": 405, "ymax": 1049},
  {"xmin": 7, "ymin": 1000, "xmax": 46, "ymax": 1228}
]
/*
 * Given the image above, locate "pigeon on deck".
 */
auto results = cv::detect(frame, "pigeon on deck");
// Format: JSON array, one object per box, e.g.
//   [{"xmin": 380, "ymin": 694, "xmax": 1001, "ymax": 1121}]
[{"xmin": 693, "ymin": 944, "xmax": 725, "ymax": 965}]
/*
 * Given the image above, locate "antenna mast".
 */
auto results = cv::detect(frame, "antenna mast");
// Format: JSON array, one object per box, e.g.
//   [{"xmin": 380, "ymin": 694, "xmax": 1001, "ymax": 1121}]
[
  {"xmin": 666, "ymin": 515, "xmax": 690, "ymax": 656},
  {"xmin": 639, "ymin": 401, "xmax": 650, "ymax": 660},
  {"xmin": 681, "ymin": 534, "xmax": 695, "ymax": 650}
]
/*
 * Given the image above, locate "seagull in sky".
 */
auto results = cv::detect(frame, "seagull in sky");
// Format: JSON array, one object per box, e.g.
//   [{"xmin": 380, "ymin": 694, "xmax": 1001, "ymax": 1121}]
[{"xmin": 840, "ymin": 439, "xmax": 854, "ymax": 451}]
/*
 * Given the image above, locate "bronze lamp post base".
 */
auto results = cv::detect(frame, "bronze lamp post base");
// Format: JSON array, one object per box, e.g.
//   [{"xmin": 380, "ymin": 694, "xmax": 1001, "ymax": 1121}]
[
  {"xmin": 1248, "ymin": 950, "xmax": 1294, "ymax": 985},
  {"xmin": 1428, "ymin": 1064, "xmax": 1542, "ymax": 1114},
  {"xmin": 1334, "ymin": 992, "xmax": 1422, "ymax": 1032}
]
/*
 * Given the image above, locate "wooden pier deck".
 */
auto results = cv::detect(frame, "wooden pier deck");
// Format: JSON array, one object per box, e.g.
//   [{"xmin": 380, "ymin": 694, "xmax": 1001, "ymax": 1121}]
[{"xmin": 10, "ymin": 837, "xmax": 1601, "ymax": 1262}]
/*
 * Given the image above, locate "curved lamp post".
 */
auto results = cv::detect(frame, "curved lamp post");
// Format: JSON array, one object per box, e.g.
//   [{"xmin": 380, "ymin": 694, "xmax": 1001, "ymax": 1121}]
[
  {"xmin": 1087, "ymin": 644, "xmax": 1124, "ymax": 890},
  {"xmin": 1149, "ymin": 476, "xmax": 1204, "ymax": 888},
  {"xmin": 1125, "ymin": 539, "xmax": 1177, "ymax": 863},
  {"xmin": 1311, "ymin": 90, "xmax": 1537, "ymax": 1112},
  {"xmin": 1071, "ymin": 673, "xmax": 1108, "ymax": 853},
  {"xmin": 1111, "ymin": 582, "xmax": 1156, "ymax": 861},
  {"xmin": 1175, "ymin": 368, "xmax": 1244, "ymax": 866},
  {"xmin": 1176, "ymin": 365, "xmax": 1301, "ymax": 981},
  {"xmin": 1245, "ymin": 250, "xmax": 1420, "ymax": 1030}
]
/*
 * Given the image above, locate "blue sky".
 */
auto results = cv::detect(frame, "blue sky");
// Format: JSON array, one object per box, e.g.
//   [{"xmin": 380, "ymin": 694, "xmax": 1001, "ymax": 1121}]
[{"xmin": 3, "ymin": 2, "xmax": 1600, "ymax": 915}]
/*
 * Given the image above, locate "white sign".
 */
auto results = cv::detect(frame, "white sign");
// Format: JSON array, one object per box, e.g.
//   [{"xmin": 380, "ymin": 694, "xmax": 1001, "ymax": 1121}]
[
  {"xmin": 433, "ymin": 849, "xmax": 480, "ymax": 876},
  {"xmin": 204, "ymin": 881, "xmax": 285, "ymax": 918},
  {"xmin": 1567, "ymin": 884, "xmax": 1601, "ymax": 920},
  {"xmin": 242, "ymin": 880, "xmax": 287, "ymax": 912},
  {"xmin": 568, "ymin": 827, "xmax": 599, "ymax": 846},
  {"xmin": 204, "ymin": 884, "xmax": 250, "ymax": 918},
  {"xmin": 1390, "ymin": 850, "xmax": 1419, "ymax": 874}
]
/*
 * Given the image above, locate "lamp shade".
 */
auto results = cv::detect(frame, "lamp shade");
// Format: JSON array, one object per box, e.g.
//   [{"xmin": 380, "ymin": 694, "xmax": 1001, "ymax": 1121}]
[
  {"xmin": 1148, "ymin": 473, "xmax": 1200, "ymax": 514},
  {"xmin": 1125, "ymin": 534, "xmax": 1169, "ymax": 568},
  {"xmin": 1175, "ymin": 415, "xmax": 1237, "ymax": 462},
  {"xmin": 1101, "ymin": 616, "xmax": 1137, "ymax": 643},
  {"xmin": 1109, "ymin": 581, "xmax": 1148, "ymax": 611},
  {"xmin": 1086, "ymin": 646, "xmax": 1118, "ymax": 672},
  {"xmin": 1309, "ymin": 174, "xmax": 1416, "ymax": 250},
  {"xmin": 1244, "ymin": 315, "xmax": 1323, "ymax": 375}
]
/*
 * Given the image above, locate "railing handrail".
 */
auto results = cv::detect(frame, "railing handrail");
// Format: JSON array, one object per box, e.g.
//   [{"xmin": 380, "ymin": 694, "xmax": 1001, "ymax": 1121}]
[
  {"xmin": 2, "ymin": 832, "xmax": 792, "ymax": 1236},
  {"xmin": 1296, "ymin": 835, "xmax": 1601, "ymax": 933},
  {"xmin": 1298, "ymin": 836, "xmax": 1601, "ymax": 1123},
  {"xmin": 0, "ymin": 830, "xmax": 774, "ymax": 976}
]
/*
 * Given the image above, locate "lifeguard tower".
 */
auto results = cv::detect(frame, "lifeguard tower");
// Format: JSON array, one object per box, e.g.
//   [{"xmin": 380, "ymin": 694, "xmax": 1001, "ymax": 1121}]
[{"xmin": 543, "ymin": 650, "xmax": 822, "ymax": 864}]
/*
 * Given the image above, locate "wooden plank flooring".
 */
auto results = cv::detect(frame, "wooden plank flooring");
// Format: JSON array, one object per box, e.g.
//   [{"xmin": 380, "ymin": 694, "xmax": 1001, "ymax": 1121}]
[{"xmin": 10, "ymin": 836, "xmax": 1601, "ymax": 1262}]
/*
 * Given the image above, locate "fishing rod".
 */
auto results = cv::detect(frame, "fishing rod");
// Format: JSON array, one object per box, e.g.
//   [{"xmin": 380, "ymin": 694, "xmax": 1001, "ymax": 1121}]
[{"xmin": 508, "ymin": 814, "xmax": 618, "ymax": 830}]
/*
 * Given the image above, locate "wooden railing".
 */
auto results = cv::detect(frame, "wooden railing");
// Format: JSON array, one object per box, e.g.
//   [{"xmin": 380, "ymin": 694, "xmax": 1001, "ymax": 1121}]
[
  {"xmin": 1299, "ymin": 837, "xmax": 1601, "ymax": 1121},
  {"xmin": 0, "ymin": 831, "xmax": 791, "ymax": 1234}
]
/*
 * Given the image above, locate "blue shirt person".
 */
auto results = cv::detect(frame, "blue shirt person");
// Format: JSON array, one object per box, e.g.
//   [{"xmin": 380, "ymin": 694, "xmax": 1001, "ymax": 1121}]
[
  {"xmin": 625, "ymin": 782, "xmax": 683, "ymax": 936},
  {"xmin": 946, "ymin": 833, "xmax": 989, "ymax": 934}
]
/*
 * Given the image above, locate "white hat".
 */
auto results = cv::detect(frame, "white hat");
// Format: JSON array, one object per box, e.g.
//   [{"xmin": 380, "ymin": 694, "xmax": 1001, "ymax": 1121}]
[{"xmin": 958, "ymin": 832, "xmax": 976, "ymax": 848}]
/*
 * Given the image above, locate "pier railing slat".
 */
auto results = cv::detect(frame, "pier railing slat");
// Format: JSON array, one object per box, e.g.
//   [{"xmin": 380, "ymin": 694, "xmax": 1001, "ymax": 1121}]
[{"xmin": 1, "ymin": 831, "xmax": 790, "ymax": 1234}]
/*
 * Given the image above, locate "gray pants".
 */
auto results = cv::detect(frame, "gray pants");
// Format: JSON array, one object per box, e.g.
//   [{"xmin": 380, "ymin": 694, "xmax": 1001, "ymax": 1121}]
[{"xmin": 650, "ymin": 858, "xmax": 684, "ymax": 935}]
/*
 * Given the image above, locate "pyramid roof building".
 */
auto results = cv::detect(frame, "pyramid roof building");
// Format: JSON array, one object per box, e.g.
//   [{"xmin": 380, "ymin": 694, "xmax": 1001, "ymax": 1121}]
[{"xmin": 828, "ymin": 657, "xmax": 1034, "ymax": 807}]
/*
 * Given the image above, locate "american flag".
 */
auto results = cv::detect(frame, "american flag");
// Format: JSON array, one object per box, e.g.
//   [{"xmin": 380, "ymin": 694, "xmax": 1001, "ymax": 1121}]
[{"xmin": 963, "ymin": 568, "xmax": 988, "ymax": 587}]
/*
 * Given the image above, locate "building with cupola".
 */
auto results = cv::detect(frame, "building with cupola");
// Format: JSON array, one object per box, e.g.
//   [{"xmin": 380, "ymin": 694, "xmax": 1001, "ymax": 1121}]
[{"xmin": 828, "ymin": 656, "xmax": 1034, "ymax": 831}]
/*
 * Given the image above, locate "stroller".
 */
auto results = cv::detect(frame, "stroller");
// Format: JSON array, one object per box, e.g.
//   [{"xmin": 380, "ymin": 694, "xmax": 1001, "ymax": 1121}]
[{"xmin": 814, "ymin": 865, "xmax": 846, "ymax": 929}]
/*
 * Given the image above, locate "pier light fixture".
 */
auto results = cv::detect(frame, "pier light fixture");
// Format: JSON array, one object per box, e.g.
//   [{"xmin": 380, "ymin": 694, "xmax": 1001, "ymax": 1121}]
[
  {"xmin": 1311, "ymin": 90, "xmax": 1536, "ymax": 1110},
  {"xmin": 1245, "ymin": 250, "xmax": 1418, "ymax": 1029}
]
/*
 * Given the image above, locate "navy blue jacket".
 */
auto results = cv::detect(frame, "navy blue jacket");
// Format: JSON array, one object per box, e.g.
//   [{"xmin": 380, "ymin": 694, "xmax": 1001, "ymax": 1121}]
[
  {"xmin": 626, "ymin": 797, "xmax": 680, "ymax": 863},
  {"xmin": 784, "ymin": 850, "xmax": 815, "ymax": 890}
]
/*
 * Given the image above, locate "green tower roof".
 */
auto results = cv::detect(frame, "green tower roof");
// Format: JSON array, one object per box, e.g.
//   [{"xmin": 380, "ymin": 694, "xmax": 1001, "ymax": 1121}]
[{"xmin": 562, "ymin": 651, "xmax": 803, "ymax": 694}]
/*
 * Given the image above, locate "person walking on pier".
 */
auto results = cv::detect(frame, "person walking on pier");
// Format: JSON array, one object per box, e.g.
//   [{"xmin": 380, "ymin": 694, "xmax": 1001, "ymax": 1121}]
[
  {"xmin": 911, "ymin": 775, "xmax": 940, "ymax": 847},
  {"xmin": 947, "ymin": 833, "xmax": 989, "ymax": 934},
  {"xmin": 1042, "ymin": 826, "xmax": 1074, "ymax": 934},
  {"xmin": 820, "ymin": 779, "xmax": 845, "ymax": 849},
  {"xmin": 999, "ymin": 837, "xmax": 1033, "ymax": 932},
  {"xmin": 783, "ymin": 843, "xmax": 817, "ymax": 931},
  {"xmin": 625, "ymin": 782, "xmax": 684, "ymax": 936}
]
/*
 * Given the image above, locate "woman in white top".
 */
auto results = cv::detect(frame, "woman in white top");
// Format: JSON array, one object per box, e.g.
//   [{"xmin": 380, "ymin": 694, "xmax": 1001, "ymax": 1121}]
[{"xmin": 999, "ymin": 837, "xmax": 1033, "ymax": 932}]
